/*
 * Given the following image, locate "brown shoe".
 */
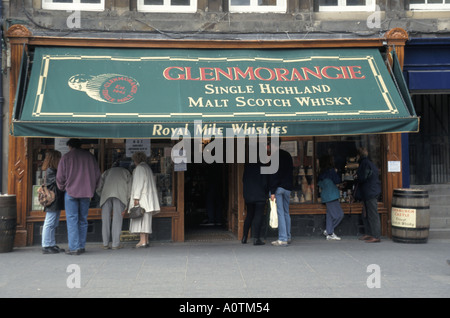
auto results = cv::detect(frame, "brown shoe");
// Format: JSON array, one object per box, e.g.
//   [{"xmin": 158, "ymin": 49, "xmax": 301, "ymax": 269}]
[
  {"xmin": 365, "ymin": 237, "xmax": 381, "ymax": 243},
  {"xmin": 359, "ymin": 235, "xmax": 373, "ymax": 241}
]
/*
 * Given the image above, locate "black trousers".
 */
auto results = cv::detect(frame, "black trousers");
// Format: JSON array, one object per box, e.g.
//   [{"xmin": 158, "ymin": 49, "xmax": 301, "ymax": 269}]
[
  {"xmin": 362, "ymin": 197, "xmax": 381, "ymax": 239},
  {"xmin": 243, "ymin": 201, "xmax": 266, "ymax": 239}
]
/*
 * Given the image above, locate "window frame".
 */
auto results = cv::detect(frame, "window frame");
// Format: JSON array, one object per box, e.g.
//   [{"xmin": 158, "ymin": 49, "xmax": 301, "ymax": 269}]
[
  {"xmin": 409, "ymin": 0, "xmax": 450, "ymax": 11},
  {"xmin": 318, "ymin": 0, "xmax": 376, "ymax": 12},
  {"xmin": 42, "ymin": 0, "xmax": 105, "ymax": 11},
  {"xmin": 228, "ymin": 0, "xmax": 287, "ymax": 13},
  {"xmin": 137, "ymin": 0, "xmax": 198, "ymax": 13}
]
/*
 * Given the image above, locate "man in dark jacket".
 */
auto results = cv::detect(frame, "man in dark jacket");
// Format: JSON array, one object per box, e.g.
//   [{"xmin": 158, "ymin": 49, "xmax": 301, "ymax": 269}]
[
  {"xmin": 356, "ymin": 147, "xmax": 381, "ymax": 243},
  {"xmin": 242, "ymin": 162, "xmax": 268, "ymax": 245},
  {"xmin": 269, "ymin": 146, "xmax": 293, "ymax": 246}
]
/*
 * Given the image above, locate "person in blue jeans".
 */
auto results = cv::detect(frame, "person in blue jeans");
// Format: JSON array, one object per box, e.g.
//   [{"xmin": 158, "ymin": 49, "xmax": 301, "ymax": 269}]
[
  {"xmin": 318, "ymin": 155, "xmax": 344, "ymax": 241},
  {"xmin": 57, "ymin": 139, "xmax": 101, "ymax": 255},
  {"xmin": 269, "ymin": 146, "xmax": 293, "ymax": 246},
  {"xmin": 41, "ymin": 150, "xmax": 65, "ymax": 254}
]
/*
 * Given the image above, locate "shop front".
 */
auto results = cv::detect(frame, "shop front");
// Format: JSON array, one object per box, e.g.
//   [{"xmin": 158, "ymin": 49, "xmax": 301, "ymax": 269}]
[
  {"xmin": 7, "ymin": 25, "xmax": 418, "ymax": 246},
  {"xmin": 403, "ymin": 38, "xmax": 450, "ymax": 185}
]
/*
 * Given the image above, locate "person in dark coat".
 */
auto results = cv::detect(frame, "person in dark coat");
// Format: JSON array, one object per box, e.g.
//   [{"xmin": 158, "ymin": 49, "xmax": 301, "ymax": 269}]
[
  {"xmin": 242, "ymin": 162, "xmax": 268, "ymax": 245},
  {"xmin": 355, "ymin": 147, "xmax": 382, "ymax": 243},
  {"xmin": 41, "ymin": 150, "xmax": 65, "ymax": 254}
]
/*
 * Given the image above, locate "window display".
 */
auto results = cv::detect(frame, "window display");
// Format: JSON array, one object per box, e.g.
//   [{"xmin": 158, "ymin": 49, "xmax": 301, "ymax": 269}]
[
  {"xmin": 283, "ymin": 135, "xmax": 381, "ymax": 204},
  {"xmin": 31, "ymin": 138, "xmax": 175, "ymax": 211}
]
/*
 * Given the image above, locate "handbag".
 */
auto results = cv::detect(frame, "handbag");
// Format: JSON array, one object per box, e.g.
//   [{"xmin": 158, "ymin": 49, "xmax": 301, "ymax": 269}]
[
  {"xmin": 129, "ymin": 204, "xmax": 145, "ymax": 219},
  {"xmin": 37, "ymin": 174, "xmax": 56, "ymax": 208},
  {"xmin": 269, "ymin": 199, "xmax": 278, "ymax": 229}
]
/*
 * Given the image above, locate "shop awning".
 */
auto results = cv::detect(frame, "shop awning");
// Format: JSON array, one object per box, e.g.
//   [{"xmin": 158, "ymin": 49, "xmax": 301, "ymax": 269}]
[{"xmin": 11, "ymin": 46, "xmax": 419, "ymax": 138}]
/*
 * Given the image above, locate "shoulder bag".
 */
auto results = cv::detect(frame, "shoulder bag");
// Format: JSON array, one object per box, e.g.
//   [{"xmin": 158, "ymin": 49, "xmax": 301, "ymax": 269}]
[
  {"xmin": 129, "ymin": 204, "xmax": 145, "ymax": 219},
  {"xmin": 37, "ymin": 174, "xmax": 56, "ymax": 209}
]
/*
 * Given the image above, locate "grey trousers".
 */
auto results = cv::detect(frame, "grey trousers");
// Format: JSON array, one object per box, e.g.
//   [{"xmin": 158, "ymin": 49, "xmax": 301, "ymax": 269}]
[
  {"xmin": 362, "ymin": 197, "xmax": 381, "ymax": 239},
  {"xmin": 102, "ymin": 197, "xmax": 125, "ymax": 248}
]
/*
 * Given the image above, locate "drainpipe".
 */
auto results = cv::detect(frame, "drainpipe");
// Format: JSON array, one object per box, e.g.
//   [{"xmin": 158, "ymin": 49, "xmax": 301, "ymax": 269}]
[{"xmin": 0, "ymin": 0, "xmax": 3, "ymax": 193}]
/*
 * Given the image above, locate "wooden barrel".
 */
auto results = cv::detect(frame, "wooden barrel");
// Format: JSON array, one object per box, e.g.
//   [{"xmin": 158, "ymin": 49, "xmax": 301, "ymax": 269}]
[
  {"xmin": 0, "ymin": 195, "xmax": 17, "ymax": 253},
  {"xmin": 391, "ymin": 189, "xmax": 430, "ymax": 243}
]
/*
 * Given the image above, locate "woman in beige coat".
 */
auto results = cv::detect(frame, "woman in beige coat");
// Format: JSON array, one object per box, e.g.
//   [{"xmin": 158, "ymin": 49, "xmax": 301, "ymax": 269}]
[{"xmin": 129, "ymin": 152, "xmax": 160, "ymax": 248}]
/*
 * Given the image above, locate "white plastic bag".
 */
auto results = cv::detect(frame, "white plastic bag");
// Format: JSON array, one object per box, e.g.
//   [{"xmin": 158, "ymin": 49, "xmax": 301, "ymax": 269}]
[{"xmin": 269, "ymin": 199, "xmax": 278, "ymax": 229}]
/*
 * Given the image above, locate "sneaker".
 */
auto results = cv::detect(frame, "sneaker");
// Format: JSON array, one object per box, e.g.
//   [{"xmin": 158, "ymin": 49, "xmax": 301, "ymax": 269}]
[
  {"xmin": 326, "ymin": 233, "xmax": 341, "ymax": 241},
  {"xmin": 323, "ymin": 230, "xmax": 328, "ymax": 236},
  {"xmin": 271, "ymin": 240, "xmax": 288, "ymax": 246}
]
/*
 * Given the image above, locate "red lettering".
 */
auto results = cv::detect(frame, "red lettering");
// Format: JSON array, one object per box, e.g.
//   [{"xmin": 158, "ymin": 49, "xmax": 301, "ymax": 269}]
[
  {"xmin": 321, "ymin": 66, "xmax": 344, "ymax": 79},
  {"xmin": 162, "ymin": 65, "xmax": 366, "ymax": 81},
  {"xmin": 275, "ymin": 68, "xmax": 291, "ymax": 81},
  {"xmin": 200, "ymin": 67, "xmax": 215, "ymax": 81},
  {"xmin": 348, "ymin": 66, "xmax": 365, "ymax": 79},
  {"xmin": 290, "ymin": 68, "xmax": 306, "ymax": 81},
  {"xmin": 254, "ymin": 67, "xmax": 276, "ymax": 81},
  {"xmin": 215, "ymin": 67, "xmax": 235, "ymax": 81},
  {"xmin": 234, "ymin": 67, "xmax": 256, "ymax": 80},
  {"xmin": 163, "ymin": 66, "xmax": 186, "ymax": 80}
]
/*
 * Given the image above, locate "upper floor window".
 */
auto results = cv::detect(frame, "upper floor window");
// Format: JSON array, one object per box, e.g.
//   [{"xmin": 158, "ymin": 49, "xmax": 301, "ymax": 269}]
[
  {"xmin": 229, "ymin": 0, "xmax": 287, "ymax": 13},
  {"xmin": 42, "ymin": 0, "xmax": 104, "ymax": 11},
  {"xmin": 319, "ymin": 0, "xmax": 376, "ymax": 11},
  {"xmin": 410, "ymin": 0, "xmax": 450, "ymax": 10},
  {"xmin": 137, "ymin": 0, "xmax": 197, "ymax": 12}
]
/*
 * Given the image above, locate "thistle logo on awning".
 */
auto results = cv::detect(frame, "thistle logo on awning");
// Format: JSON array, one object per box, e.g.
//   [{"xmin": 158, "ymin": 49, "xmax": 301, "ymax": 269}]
[{"xmin": 68, "ymin": 74, "xmax": 139, "ymax": 104}]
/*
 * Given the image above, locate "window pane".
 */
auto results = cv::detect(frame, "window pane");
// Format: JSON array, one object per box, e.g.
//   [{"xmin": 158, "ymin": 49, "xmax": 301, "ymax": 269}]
[
  {"xmin": 347, "ymin": 0, "xmax": 365, "ymax": 5},
  {"xmin": 144, "ymin": 0, "xmax": 164, "ymax": 4},
  {"xmin": 258, "ymin": 0, "xmax": 277, "ymax": 5},
  {"xmin": 171, "ymin": 0, "xmax": 190, "ymax": 5},
  {"xmin": 81, "ymin": 0, "xmax": 101, "ymax": 3},
  {"xmin": 409, "ymin": 0, "xmax": 424, "ymax": 3},
  {"xmin": 320, "ymin": 0, "xmax": 338, "ymax": 5},
  {"xmin": 230, "ymin": 0, "xmax": 250, "ymax": 5},
  {"xmin": 53, "ymin": 0, "xmax": 73, "ymax": 3},
  {"xmin": 428, "ymin": 0, "xmax": 443, "ymax": 3}
]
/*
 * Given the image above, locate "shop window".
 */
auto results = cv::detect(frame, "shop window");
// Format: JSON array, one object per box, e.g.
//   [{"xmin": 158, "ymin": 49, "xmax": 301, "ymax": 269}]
[
  {"xmin": 285, "ymin": 135, "xmax": 381, "ymax": 205},
  {"xmin": 229, "ymin": 0, "xmax": 287, "ymax": 13},
  {"xmin": 42, "ymin": 0, "xmax": 105, "ymax": 11},
  {"xmin": 137, "ymin": 0, "xmax": 197, "ymax": 12},
  {"xmin": 31, "ymin": 138, "xmax": 174, "ymax": 211},
  {"xmin": 409, "ymin": 0, "xmax": 450, "ymax": 10},
  {"xmin": 318, "ymin": 0, "xmax": 376, "ymax": 11}
]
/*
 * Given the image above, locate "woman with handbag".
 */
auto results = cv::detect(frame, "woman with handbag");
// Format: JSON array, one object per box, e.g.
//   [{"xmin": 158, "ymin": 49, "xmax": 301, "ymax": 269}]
[
  {"xmin": 41, "ymin": 150, "xmax": 65, "ymax": 254},
  {"xmin": 128, "ymin": 151, "xmax": 160, "ymax": 248}
]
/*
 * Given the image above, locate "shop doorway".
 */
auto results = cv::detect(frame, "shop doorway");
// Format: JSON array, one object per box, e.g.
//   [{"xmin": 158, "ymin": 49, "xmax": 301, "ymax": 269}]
[
  {"xmin": 409, "ymin": 94, "xmax": 450, "ymax": 184},
  {"xmin": 184, "ymin": 163, "xmax": 234, "ymax": 241}
]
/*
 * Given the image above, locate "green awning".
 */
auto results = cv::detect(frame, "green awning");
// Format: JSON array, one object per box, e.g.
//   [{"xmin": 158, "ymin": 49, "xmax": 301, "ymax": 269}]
[{"xmin": 11, "ymin": 46, "xmax": 419, "ymax": 138}]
